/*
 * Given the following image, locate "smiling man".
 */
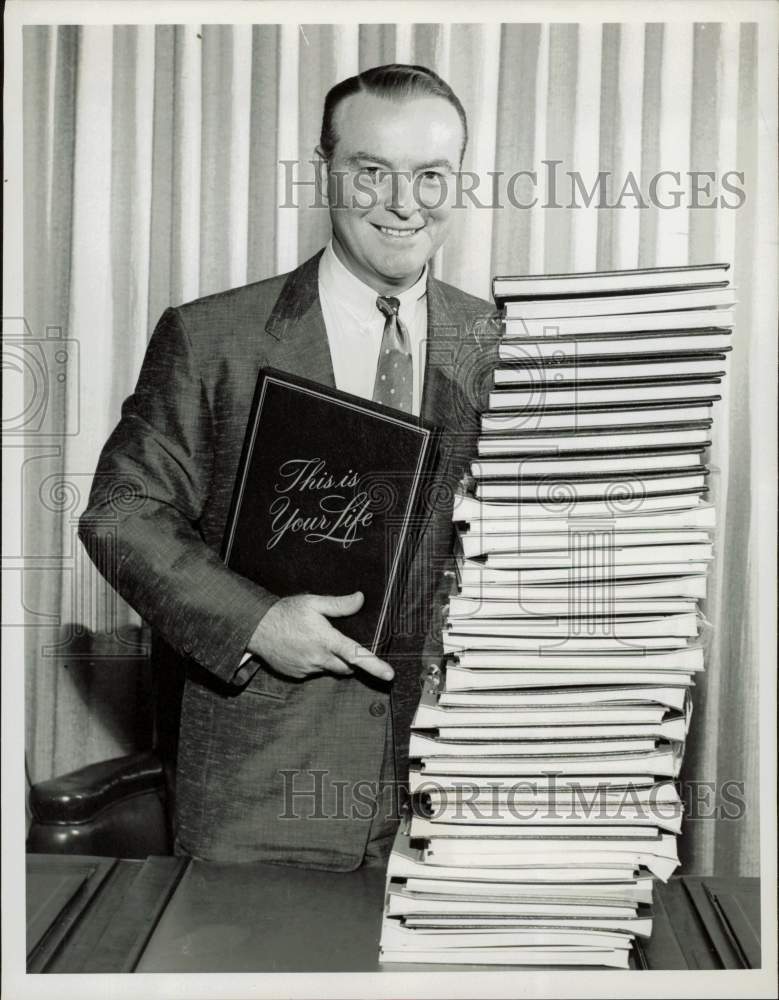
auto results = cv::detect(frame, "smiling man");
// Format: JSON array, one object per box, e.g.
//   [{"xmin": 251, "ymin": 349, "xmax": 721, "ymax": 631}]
[{"xmin": 80, "ymin": 64, "xmax": 497, "ymax": 869}]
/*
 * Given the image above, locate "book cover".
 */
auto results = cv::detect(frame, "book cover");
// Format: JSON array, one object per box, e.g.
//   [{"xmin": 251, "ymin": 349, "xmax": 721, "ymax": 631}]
[
  {"xmin": 222, "ymin": 368, "xmax": 441, "ymax": 653},
  {"xmin": 492, "ymin": 261, "xmax": 730, "ymax": 302}
]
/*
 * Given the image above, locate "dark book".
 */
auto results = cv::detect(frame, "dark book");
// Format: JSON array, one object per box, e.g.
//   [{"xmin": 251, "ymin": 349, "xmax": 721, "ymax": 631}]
[{"xmin": 222, "ymin": 368, "xmax": 441, "ymax": 653}]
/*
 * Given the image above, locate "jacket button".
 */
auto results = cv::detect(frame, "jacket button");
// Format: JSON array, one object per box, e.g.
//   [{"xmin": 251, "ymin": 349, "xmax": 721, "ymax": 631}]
[
  {"xmin": 182, "ymin": 642, "xmax": 193, "ymax": 656},
  {"xmin": 369, "ymin": 701, "xmax": 386, "ymax": 718}
]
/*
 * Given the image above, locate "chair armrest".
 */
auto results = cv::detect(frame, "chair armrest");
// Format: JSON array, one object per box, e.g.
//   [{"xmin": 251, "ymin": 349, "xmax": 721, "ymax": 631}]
[{"xmin": 29, "ymin": 750, "xmax": 164, "ymax": 824}]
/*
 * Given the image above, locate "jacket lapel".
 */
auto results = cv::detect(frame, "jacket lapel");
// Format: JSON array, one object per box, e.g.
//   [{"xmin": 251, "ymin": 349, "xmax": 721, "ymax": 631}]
[
  {"xmin": 263, "ymin": 249, "xmax": 335, "ymax": 387},
  {"xmin": 421, "ymin": 275, "xmax": 460, "ymax": 428}
]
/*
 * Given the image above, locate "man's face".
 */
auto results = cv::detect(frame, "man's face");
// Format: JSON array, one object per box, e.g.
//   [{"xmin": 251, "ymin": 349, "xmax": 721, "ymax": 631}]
[{"xmin": 323, "ymin": 91, "xmax": 464, "ymax": 294}]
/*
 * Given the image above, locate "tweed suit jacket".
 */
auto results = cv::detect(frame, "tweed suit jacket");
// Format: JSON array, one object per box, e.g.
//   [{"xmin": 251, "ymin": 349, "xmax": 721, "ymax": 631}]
[{"xmin": 79, "ymin": 248, "xmax": 498, "ymax": 868}]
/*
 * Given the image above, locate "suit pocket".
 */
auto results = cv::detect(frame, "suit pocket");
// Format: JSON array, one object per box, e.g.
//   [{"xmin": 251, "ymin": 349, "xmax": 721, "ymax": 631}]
[{"xmin": 243, "ymin": 661, "xmax": 295, "ymax": 701}]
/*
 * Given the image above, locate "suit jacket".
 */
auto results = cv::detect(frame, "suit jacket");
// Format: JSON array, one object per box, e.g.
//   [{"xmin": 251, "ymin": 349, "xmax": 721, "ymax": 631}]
[{"xmin": 79, "ymin": 248, "xmax": 498, "ymax": 868}]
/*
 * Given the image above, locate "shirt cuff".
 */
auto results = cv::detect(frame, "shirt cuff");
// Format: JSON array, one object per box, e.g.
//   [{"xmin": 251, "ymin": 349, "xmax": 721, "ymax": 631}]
[{"xmin": 232, "ymin": 650, "xmax": 256, "ymax": 687}]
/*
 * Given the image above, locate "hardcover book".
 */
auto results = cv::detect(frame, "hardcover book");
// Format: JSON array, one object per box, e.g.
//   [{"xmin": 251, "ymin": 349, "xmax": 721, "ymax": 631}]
[{"xmin": 222, "ymin": 368, "xmax": 440, "ymax": 653}]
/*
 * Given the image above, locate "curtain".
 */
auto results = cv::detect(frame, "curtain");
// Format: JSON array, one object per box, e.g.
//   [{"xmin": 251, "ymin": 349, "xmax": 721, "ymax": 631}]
[{"xmin": 22, "ymin": 21, "xmax": 767, "ymax": 875}]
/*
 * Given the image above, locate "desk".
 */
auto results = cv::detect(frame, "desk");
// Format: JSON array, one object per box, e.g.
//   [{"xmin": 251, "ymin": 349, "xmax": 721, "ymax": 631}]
[{"xmin": 26, "ymin": 854, "xmax": 761, "ymax": 973}]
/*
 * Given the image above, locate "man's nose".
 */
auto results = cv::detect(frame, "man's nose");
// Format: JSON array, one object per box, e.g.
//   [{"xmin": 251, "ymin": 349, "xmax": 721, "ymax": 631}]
[{"xmin": 384, "ymin": 171, "xmax": 418, "ymax": 218}]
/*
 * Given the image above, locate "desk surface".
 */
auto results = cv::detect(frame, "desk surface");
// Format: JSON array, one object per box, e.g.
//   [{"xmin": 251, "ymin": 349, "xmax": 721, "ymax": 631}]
[{"xmin": 26, "ymin": 853, "xmax": 761, "ymax": 974}]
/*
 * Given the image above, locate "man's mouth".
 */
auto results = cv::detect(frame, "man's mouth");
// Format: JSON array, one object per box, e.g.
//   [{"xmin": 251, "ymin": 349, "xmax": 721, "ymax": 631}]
[{"xmin": 373, "ymin": 224, "xmax": 424, "ymax": 239}]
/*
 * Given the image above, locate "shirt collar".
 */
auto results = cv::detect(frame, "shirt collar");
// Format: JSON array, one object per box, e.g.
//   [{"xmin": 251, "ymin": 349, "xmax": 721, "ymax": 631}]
[{"xmin": 319, "ymin": 239, "xmax": 428, "ymax": 325}]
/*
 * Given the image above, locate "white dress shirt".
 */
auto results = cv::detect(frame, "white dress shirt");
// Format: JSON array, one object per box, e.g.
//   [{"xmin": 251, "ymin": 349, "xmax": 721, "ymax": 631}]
[{"xmin": 318, "ymin": 240, "xmax": 428, "ymax": 416}]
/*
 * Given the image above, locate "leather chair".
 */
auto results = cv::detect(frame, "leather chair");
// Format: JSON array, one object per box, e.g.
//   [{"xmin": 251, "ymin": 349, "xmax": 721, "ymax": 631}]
[{"xmin": 26, "ymin": 634, "xmax": 186, "ymax": 859}]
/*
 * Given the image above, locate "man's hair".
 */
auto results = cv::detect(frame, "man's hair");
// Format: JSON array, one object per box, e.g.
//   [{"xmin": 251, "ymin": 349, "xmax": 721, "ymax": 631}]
[{"xmin": 319, "ymin": 63, "xmax": 468, "ymax": 163}]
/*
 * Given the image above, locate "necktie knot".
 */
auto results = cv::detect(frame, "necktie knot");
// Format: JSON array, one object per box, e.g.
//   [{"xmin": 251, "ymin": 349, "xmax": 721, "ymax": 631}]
[{"xmin": 376, "ymin": 295, "xmax": 401, "ymax": 319}]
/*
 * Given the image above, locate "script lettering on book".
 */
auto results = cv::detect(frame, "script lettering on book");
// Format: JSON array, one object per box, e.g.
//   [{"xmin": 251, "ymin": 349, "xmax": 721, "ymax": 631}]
[{"xmin": 267, "ymin": 457, "xmax": 374, "ymax": 550}]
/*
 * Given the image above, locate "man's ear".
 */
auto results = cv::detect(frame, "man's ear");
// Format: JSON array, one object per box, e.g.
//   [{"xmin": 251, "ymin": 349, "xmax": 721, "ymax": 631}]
[{"xmin": 314, "ymin": 147, "xmax": 329, "ymax": 208}]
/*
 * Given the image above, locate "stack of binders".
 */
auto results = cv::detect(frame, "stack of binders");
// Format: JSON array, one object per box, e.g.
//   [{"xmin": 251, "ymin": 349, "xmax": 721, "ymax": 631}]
[{"xmin": 378, "ymin": 262, "xmax": 733, "ymax": 969}]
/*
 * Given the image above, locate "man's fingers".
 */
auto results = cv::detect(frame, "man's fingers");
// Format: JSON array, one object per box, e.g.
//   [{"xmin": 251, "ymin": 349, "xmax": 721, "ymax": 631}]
[
  {"xmin": 331, "ymin": 631, "xmax": 394, "ymax": 681},
  {"xmin": 309, "ymin": 591, "xmax": 364, "ymax": 618},
  {"xmin": 320, "ymin": 653, "xmax": 354, "ymax": 676}
]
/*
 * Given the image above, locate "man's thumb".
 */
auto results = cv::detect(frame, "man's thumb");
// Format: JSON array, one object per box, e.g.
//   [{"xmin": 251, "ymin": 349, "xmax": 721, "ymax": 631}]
[{"xmin": 312, "ymin": 591, "xmax": 364, "ymax": 617}]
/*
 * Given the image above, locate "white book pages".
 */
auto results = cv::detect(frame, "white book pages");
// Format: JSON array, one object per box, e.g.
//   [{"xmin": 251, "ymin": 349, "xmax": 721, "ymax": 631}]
[
  {"xmin": 493, "ymin": 358, "xmax": 727, "ymax": 384},
  {"xmin": 421, "ymin": 782, "xmax": 680, "ymax": 809},
  {"xmin": 498, "ymin": 334, "xmax": 732, "ymax": 359},
  {"xmin": 472, "ymin": 452, "xmax": 704, "ymax": 477},
  {"xmin": 446, "ymin": 596, "xmax": 699, "ymax": 618},
  {"xmin": 408, "ymin": 771, "xmax": 657, "ymax": 795},
  {"xmin": 481, "ymin": 543, "xmax": 713, "ymax": 565},
  {"xmin": 489, "ymin": 382, "xmax": 720, "ymax": 408},
  {"xmin": 403, "ymin": 877, "xmax": 654, "ymax": 905},
  {"xmin": 413, "ymin": 824, "xmax": 665, "ymax": 839},
  {"xmin": 475, "ymin": 476, "xmax": 708, "ymax": 501},
  {"xmin": 443, "ymin": 615, "xmax": 700, "ymax": 639},
  {"xmin": 424, "ymin": 838, "xmax": 678, "ymax": 866},
  {"xmin": 502, "ymin": 285, "xmax": 733, "ymax": 318},
  {"xmin": 403, "ymin": 915, "xmax": 654, "ymax": 936},
  {"xmin": 437, "ymin": 685, "xmax": 690, "ymax": 711},
  {"xmin": 416, "ymin": 747, "xmax": 682, "ymax": 777},
  {"xmin": 410, "ymin": 733, "xmax": 658, "ymax": 758},
  {"xmin": 456, "ymin": 577, "xmax": 707, "ymax": 600},
  {"xmin": 413, "ymin": 705, "xmax": 669, "ymax": 728},
  {"xmin": 503, "ymin": 288, "xmax": 733, "ymax": 320},
  {"xmin": 385, "ymin": 826, "xmax": 642, "ymax": 884},
  {"xmin": 503, "ymin": 307, "xmax": 733, "ymax": 337},
  {"xmin": 452, "ymin": 493, "xmax": 715, "ymax": 524},
  {"xmin": 416, "ymin": 774, "xmax": 675, "ymax": 794},
  {"xmin": 379, "ymin": 946, "xmax": 631, "ymax": 968},
  {"xmin": 422, "ymin": 844, "xmax": 678, "ymax": 876},
  {"xmin": 451, "ymin": 645, "xmax": 704, "ymax": 672},
  {"xmin": 445, "ymin": 622, "xmax": 701, "ymax": 641},
  {"xmin": 390, "ymin": 858, "xmax": 641, "ymax": 885},
  {"xmin": 424, "ymin": 840, "xmax": 676, "ymax": 863},
  {"xmin": 443, "ymin": 667, "xmax": 695, "ymax": 690},
  {"xmin": 482, "ymin": 404, "xmax": 717, "ymax": 431},
  {"xmin": 468, "ymin": 563, "xmax": 710, "ymax": 584},
  {"xmin": 477, "ymin": 428, "xmax": 712, "ymax": 454},
  {"xmin": 443, "ymin": 633, "xmax": 691, "ymax": 653},
  {"xmin": 411, "ymin": 809, "xmax": 684, "ymax": 837},
  {"xmin": 430, "ymin": 718, "xmax": 687, "ymax": 742},
  {"xmin": 422, "ymin": 852, "xmax": 680, "ymax": 885},
  {"xmin": 460, "ymin": 530, "xmax": 711, "ymax": 557},
  {"xmin": 491, "ymin": 262, "xmax": 729, "ymax": 299},
  {"xmin": 387, "ymin": 892, "xmax": 638, "ymax": 919},
  {"xmin": 380, "ymin": 924, "xmax": 633, "ymax": 951}
]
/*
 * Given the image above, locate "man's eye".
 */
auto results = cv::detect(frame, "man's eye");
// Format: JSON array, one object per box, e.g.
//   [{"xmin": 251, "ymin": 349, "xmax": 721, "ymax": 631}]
[
  {"xmin": 359, "ymin": 166, "xmax": 382, "ymax": 181},
  {"xmin": 419, "ymin": 171, "xmax": 444, "ymax": 183}
]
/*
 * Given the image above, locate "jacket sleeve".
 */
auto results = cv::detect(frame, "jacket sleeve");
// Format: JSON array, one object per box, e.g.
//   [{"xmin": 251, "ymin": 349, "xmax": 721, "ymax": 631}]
[{"xmin": 78, "ymin": 306, "xmax": 278, "ymax": 686}]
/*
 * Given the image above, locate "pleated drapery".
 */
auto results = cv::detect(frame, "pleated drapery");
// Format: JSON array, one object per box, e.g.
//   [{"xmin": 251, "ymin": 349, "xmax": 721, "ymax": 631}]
[{"xmin": 22, "ymin": 21, "xmax": 766, "ymax": 874}]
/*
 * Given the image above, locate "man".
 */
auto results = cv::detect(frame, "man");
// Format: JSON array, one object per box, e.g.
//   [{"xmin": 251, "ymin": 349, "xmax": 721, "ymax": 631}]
[{"xmin": 80, "ymin": 64, "xmax": 497, "ymax": 869}]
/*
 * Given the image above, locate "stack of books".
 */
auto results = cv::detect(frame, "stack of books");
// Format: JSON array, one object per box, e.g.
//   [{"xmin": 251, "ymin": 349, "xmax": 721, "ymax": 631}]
[{"xmin": 378, "ymin": 263, "xmax": 733, "ymax": 969}]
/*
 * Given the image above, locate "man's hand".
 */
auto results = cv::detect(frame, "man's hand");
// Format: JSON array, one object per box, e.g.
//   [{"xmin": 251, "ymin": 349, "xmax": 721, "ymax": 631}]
[{"xmin": 247, "ymin": 591, "xmax": 394, "ymax": 682}]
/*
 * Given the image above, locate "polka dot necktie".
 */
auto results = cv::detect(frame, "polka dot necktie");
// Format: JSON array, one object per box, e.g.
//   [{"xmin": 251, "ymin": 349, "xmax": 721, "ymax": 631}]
[{"xmin": 373, "ymin": 295, "xmax": 413, "ymax": 413}]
